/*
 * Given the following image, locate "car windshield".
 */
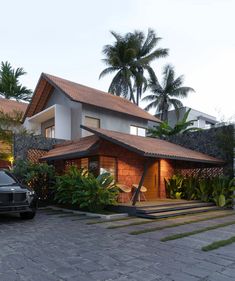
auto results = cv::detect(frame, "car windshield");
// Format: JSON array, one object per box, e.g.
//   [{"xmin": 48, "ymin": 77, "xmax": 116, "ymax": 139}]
[{"xmin": 0, "ymin": 171, "xmax": 17, "ymax": 186}]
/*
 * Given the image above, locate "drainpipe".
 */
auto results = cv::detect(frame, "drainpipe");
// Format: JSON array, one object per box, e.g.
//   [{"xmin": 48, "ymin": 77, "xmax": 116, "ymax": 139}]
[{"xmin": 132, "ymin": 161, "xmax": 149, "ymax": 206}]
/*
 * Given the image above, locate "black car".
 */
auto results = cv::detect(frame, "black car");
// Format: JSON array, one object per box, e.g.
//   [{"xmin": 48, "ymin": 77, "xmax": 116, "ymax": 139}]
[{"xmin": 0, "ymin": 169, "xmax": 38, "ymax": 219}]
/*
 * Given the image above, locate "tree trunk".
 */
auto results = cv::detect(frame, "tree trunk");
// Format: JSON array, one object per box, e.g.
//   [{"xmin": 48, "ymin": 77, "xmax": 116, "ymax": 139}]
[{"xmin": 161, "ymin": 103, "xmax": 169, "ymax": 122}]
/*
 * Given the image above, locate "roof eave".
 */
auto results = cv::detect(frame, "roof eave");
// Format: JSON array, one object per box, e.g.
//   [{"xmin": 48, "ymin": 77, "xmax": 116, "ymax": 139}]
[{"xmin": 143, "ymin": 152, "xmax": 225, "ymax": 165}]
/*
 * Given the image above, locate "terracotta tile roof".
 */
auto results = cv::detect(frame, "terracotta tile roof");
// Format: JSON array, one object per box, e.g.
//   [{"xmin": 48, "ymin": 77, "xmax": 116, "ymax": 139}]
[
  {"xmin": 81, "ymin": 126, "xmax": 224, "ymax": 164},
  {"xmin": 41, "ymin": 135, "xmax": 99, "ymax": 160},
  {"xmin": 0, "ymin": 97, "xmax": 28, "ymax": 114},
  {"xmin": 24, "ymin": 73, "xmax": 161, "ymax": 123},
  {"xmin": 41, "ymin": 126, "xmax": 224, "ymax": 165}
]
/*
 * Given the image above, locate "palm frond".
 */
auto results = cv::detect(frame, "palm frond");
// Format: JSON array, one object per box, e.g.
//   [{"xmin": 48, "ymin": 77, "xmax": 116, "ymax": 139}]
[{"xmin": 99, "ymin": 67, "xmax": 118, "ymax": 79}]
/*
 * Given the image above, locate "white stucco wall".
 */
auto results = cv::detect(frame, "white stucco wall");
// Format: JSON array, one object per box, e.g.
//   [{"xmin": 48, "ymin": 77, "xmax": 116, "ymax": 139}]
[
  {"xmin": 54, "ymin": 104, "xmax": 71, "ymax": 140},
  {"xmin": 81, "ymin": 104, "xmax": 150, "ymax": 137},
  {"xmin": 45, "ymin": 89, "xmax": 82, "ymax": 139},
  {"xmin": 26, "ymin": 87, "xmax": 158, "ymax": 140}
]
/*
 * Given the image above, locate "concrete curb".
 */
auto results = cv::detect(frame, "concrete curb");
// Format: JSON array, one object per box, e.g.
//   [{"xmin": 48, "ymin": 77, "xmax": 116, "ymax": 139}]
[{"xmin": 39, "ymin": 206, "xmax": 129, "ymax": 220}]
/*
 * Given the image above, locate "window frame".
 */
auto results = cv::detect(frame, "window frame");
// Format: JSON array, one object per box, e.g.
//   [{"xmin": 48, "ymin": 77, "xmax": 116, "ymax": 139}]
[
  {"xmin": 84, "ymin": 116, "xmax": 101, "ymax": 129},
  {"xmin": 45, "ymin": 125, "xmax": 55, "ymax": 138},
  {"xmin": 130, "ymin": 125, "xmax": 146, "ymax": 137}
]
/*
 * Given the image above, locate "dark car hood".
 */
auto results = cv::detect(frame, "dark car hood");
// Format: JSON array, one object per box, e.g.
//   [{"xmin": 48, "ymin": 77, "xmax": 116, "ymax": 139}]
[{"xmin": 0, "ymin": 184, "xmax": 27, "ymax": 192}]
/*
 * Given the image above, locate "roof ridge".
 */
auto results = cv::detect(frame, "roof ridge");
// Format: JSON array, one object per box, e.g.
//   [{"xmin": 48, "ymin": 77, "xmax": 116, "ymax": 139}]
[{"xmin": 42, "ymin": 72, "xmax": 157, "ymax": 111}]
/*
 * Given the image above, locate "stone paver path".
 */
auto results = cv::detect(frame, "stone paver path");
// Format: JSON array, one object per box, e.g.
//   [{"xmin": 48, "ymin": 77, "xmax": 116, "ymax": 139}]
[{"xmin": 1, "ymin": 209, "xmax": 235, "ymax": 281}]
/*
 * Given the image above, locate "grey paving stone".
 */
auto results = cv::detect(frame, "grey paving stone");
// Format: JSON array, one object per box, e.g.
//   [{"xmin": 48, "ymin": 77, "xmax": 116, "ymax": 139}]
[{"xmin": 1, "ymin": 210, "xmax": 235, "ymax": 281}]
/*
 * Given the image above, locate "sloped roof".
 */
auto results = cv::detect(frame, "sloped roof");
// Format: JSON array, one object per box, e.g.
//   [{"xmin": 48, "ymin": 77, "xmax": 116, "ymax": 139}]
[
  {"xmin": 41, "ymin": 135, "xmax": 99, "ymax": 160},
  {"xmin": 83, "ymin": 126, "xmax": 224, "ymax": 164},
  {"xmin": 0, "ymin": 97, "xmax": 28, "ymax": 115},
  {"xmin": 41, "ymin": 126, "xmax": 224, "ymax": 164},
  {"xmin": 24, "ymin": 73, "xmax": 161, "ymax": 123}
]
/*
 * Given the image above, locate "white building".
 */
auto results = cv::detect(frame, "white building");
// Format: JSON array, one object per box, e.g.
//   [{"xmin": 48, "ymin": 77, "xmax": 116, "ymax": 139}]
[{"xmin": 166, "ymin": 107, "xmax": 218, "ymax": 129}]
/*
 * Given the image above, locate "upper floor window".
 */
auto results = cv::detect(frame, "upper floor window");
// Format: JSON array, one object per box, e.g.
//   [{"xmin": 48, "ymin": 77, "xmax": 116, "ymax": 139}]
[
  {"xmin": 45, "ymin": 125, "xmax": 55, "ymax": 138},
  {"xmin": 130, "ymin": 125, "xmax": 146, "ymax": 137},
  {"xmin": 84, "ymin": 116, "xmax": 100, "ymax": 128}
]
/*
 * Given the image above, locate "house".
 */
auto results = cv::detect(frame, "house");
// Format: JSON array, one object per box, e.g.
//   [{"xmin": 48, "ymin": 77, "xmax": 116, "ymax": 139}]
[
  {"xmin": 23, "ymin": 73, "xmax": 161, "ymax": 140},
  {"xmin": 40, "ymin": 126, "xmax": 223, "ymax": 203},
  {"xmin": 0, "ymin": 97, "xmax": 28, "ymax": 168},
  {"xmin": 164, "ymin": 107, "xmax": 218, "ymax": 129},
  {"xmin": 20, "ymin": 73, "xmax": 224, "ymax": 204}
]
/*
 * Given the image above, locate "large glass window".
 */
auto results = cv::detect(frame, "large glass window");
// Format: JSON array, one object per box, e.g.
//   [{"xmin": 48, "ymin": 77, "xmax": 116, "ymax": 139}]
[
  {"xmin": 100, "ymin": 156, "xmax": 116, "ymax": 181},
  {"xmin": 130, "ymin": 125, "xmax": 146, "ymax": 137},
  {"xmin": 45, "ymin": 125, "xmax": 55, "ymax": 138}
]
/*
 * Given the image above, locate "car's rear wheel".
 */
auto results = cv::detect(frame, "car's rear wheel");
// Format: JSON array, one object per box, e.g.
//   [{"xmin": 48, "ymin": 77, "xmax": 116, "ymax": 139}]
[{"xmin": 20, "ymin": 211, "xmax": 36, "ymax": 220}]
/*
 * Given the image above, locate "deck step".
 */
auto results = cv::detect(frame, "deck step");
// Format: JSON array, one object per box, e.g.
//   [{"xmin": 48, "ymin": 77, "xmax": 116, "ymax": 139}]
[
  {"xmin": 136, "ymin": 202, "xmax": 214, "ymax": 214},
  {"xmin": 136, "ymin": 206, "xmax": 220, "ymax": 219},
  {"xmin": 136, "ymin": 200, "xmax": 203, "ymax": 209}
]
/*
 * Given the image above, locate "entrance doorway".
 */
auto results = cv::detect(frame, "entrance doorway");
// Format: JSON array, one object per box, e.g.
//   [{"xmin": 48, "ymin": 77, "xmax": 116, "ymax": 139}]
[{"xmin": 143, "ymin": 161, "xmax": 159, "ymax": 200}]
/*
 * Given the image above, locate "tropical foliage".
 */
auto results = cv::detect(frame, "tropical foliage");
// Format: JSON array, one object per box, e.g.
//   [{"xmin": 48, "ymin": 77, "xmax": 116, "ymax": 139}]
[
  {"xmin": 0, "ymin": 61, "xmax": 32, "ymax": 101},
  {"xmin": 54, "ymin": 166, "xmax": 119, "ymax": 211},
  {"xmin": 149, "ymin": 109, "xmax": 201, "ymax": 137},
  {"xmin": 99, "ymin": 29, "xmax": 168, "ymax": 105},
  {"xmin": 12, "ymin": 160, "xmax": 56, "ymax": 202},
  {"xmin": 165, "ymin": 174, "xmax": 183, "ymax": 199},
  {"xmin": 165, "ymin": 174, "xmax": 235, "ymax": 207},
  {"xmin": 143, "ymin": 64, "xmax": 194, "ymax": 121}
]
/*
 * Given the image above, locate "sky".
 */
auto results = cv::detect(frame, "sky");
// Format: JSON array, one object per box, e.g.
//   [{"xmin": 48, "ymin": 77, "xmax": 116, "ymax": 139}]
[{"xmin": 1, "ymin": 0, "xmax": 234, "ymax": 121}]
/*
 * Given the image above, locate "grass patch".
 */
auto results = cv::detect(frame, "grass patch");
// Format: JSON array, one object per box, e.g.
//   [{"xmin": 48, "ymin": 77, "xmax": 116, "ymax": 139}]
[
  {"xmin": 108, "ymin": 211, "xmax": 235, "ymax": 230},
  {"xmin": 161, "ymin": 220, "xmax": 235, "ymax": 242},
  {"xmin": 87, "ymin": 216, "xmax": 133, "ymax": 225},
  {"xmin": 202, "ymin": 236, "xmax": 235, "ymax": 251},
  {"xmin": 107, "ymin": 219, "xmax": 156, "ymax": 229},
  {"xmin": 129, "ymin": 213, "xmax": 235, "ymax": 235}
]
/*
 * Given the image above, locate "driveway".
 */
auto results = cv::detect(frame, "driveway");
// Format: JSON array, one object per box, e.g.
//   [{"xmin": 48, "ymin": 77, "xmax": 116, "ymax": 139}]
[{"xmin": 1, "ymin": 209, "xmax": 235, "ymax": 281}]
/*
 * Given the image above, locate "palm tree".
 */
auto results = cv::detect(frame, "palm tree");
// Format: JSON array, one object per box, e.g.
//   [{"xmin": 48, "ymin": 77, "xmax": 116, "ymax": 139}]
[
  {"xmin": 143, "ymin": 64, "xmax": 195, "ymax": 121},
  {"xmin": 0, "ymin": 61, "xmax": 32, "ymax": 101},
  {"xmin": 99, "ymin": 32, "xmax": 136, "ymax": 103},
  {"xmin": 99, "ymin": 29, "xmax": 168, "ymax": 105},
  {"xmin": 128, "ymin": 29, "xmax": 168, "ymax": 105}
]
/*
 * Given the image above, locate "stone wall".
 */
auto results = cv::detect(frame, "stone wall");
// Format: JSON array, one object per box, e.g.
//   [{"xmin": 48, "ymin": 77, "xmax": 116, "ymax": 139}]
[
  {"xmin": 165, "ymin": 125, "xmax": 234, "ymax": 177},
  {"xmin": 13, "ymin": 134, "xmax": 65, "ymax": 161}
]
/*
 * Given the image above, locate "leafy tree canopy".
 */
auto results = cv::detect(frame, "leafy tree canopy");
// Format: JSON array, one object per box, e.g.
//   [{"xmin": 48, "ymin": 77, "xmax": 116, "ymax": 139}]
[
  {"xmin": 0, "ymin": 61, "xmax": 32, "ymax": 101},
  {"xmin": 143, "ymin": 64, "xmax": 194, "ymax": 121},
  {"xmin": 99, "ymin": 29, "xmax": 168, "ymax": 105}
]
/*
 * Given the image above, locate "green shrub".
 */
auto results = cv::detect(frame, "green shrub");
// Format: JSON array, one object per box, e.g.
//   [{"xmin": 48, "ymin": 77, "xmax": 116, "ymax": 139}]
[
  {"xmin": 55, "ymin": 166, "xmax": 119, "ymax": 212},
  {"xmin": 181, "ymin": 176, "xmax": 197, "ymax": 200},
  {"xmin": 211, "ymin": 176, "xmax": 235, "ymax": 207},
  {"xmin": 165, "ymin": 174, "xmax": 183, "ymax": 199},
  {"xmin": 196, "ymin": 178, "xmax": 212, "ymax": 202},
  {"xmin": 12, "ymin": 160, "xmax": 56, "ymax": 202},
  {"xmin": 165, "ymin": 174, "xmax": 235, "ymax": 207}
]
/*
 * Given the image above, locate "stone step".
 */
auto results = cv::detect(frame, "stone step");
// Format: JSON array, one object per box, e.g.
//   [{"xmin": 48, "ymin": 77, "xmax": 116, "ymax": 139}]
[
  {"xmin": 136, "ymin": 202, "xmax": 214, "ymax": 214},
  {"xmin": 136, "ymin": 206, "xmax": 220, "ymax": 219},
  {"xmin": 136, "ymin": 200, "xmax": 203, "ymax": 209}
]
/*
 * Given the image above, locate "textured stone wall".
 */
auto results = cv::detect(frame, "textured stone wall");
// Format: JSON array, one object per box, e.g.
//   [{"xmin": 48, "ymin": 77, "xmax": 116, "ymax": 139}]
[
  {"xmin": 13, "ymin": 134, "xmax": 64, "ymax": 161},
  {"xmin": 165, "ymin": 125, "xmax": 234, "ymax": 177}
]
